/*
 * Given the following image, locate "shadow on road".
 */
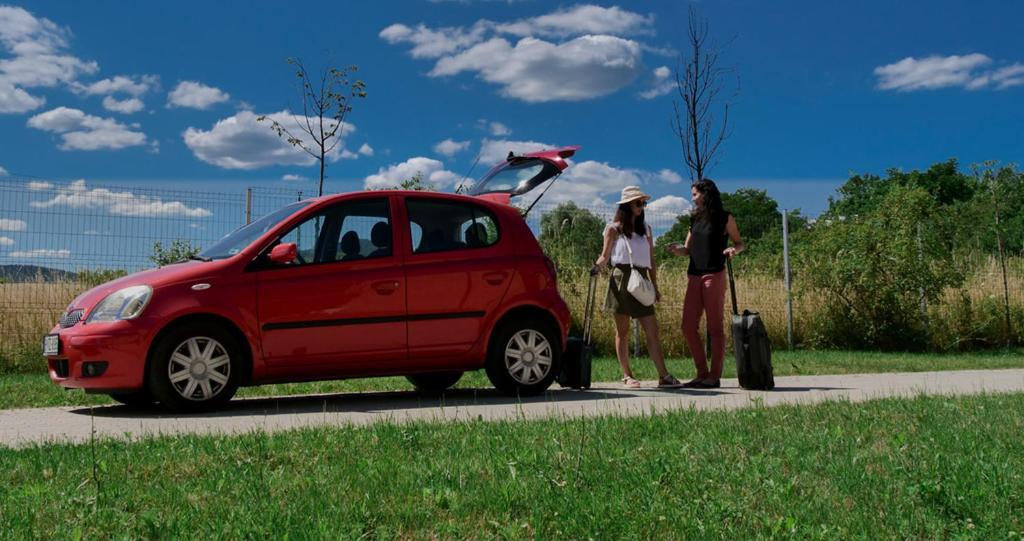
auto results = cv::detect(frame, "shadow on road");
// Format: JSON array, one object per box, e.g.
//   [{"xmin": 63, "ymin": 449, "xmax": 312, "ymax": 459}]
[{"xmin": 71, "ymin": 386, "xmax": 730, "ymax": 419}]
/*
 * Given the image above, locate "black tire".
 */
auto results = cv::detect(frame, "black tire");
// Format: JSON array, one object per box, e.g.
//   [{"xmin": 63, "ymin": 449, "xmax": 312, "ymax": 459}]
[
  {"xmin": 147, "ymin": 322, "xmax": 242, "ymax": 413},
  {"xmin": 485, "ymin": 318, "xmax": 560, "ymax": 396},
  {"xmin": 108, "ymin": 390, "xmax": 153, "ymax": 408},
  {"xmin": 405, "ymin": 371, "xmax": 463, "ymax": 394}
]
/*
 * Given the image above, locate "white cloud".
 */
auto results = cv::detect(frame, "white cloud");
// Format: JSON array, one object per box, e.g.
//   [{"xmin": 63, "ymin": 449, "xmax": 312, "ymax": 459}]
[
  {"xmin": 638, "ymin": 65, "xmax": 674, "ymax": 99},
  {"xmin": 182, "ymin": 110, "xmax": 356, "ymax": 169},
  {"xmin": 488, "ymin": 121, "xmax": 510, "ymax": 136},
  {"xmin": 102, "ymin": 95, "xmax": 144, "ymax": 114},
  {"xmin": 0, "ymin": 165, "xmax": 6, "ymax": 176},
  {"xmin": 647, "ymin": 195, "xmax": 692, "ymax": 215},
  {"xmin": 871, "ymin": 54, "xmax": 1024, "ymax": 91},
  {"xmin": 364, "ymin": 157, "xmax": 460, "ymax": 190},
  {"xmin": 478, "ymin": 138, "xmax": 558, "ymax": 164},
  {"xmin": 0, "ymin": 6, "xmax": 99, "ymax": 114},
  {"xmin": 8, "ymin": 248, "xmax": 69, "ymax": 259},
  {"xmin": 281, "ymin": 174, "xmax": 307, "ymax": 182},
  {"xmin": 0, "ymin": 236, "xmax": 12, "ymax": 246},
  {"xmin": 992, "ymin": 63, "xmax": 1024, "ymax": 89},
  {"xmin": 27, "ymin": 106, "xmax": 147, "ymax": 150},
  {"xmin": 71, "ymin": 74, "xmax": 158, "ymax": 97},
  {"xmin": 167, "ymin": 81, "xmax": 230, "ymax": 109},
  {"xmin": 495, "ymin": 5, "xmax": 655, "ymax": 39},
  {"xmin": 431, "ymin": 35, "xmax": 643, "ymax": 102},
  {"xmin": 379, "ymin": 22, "xmax": 490, "ymax": 59},
  {"xmin": 0, "ymin": 218, "xmax": 27, "ymax": 231},
  {"xmin": 27, "ymin": 181, "xmax": 51, "ymax": 190},
  {"xmin": 433, "ymin": 138, "xmax": 470, "ymax": 157},
  {"xmin": 358, "ymin": 143, "xmax": 374, "ymax": 156},
  {"xmin": 30, "ymin": 180, "xmax": 212, "ymax": 218},
  {"xmin": 655, "ymin": 169, "xmax": 683, "ymax": 184}
]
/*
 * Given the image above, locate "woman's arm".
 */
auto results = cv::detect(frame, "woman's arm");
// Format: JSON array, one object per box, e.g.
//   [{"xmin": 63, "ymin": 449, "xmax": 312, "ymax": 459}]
[
  {"xmin": 667, "ymin": 230, "xmax": 691, "ymax": 256},
  {"xmin": 594, "ymin": 224, "xmax": 617, "ymax": 271},
  {"xmin": 724, "ymin": 215, "xmax": 744, "ymax": 258}
]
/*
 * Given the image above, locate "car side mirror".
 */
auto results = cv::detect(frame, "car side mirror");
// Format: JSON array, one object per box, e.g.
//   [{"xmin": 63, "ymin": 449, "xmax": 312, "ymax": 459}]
[{"xmin": 268, "ymin": 242, "xmax": 297, "ymax": 264}]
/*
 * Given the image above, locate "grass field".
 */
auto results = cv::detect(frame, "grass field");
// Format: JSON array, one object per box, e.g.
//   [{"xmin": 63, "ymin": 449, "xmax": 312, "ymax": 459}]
[
  {"xmin": 1, "ymin": 393, "xmax": 1022, "ymax": 538},
  {"xmin": 3, "ymin": 349, "xmax": 1022, "ymax": 410}
]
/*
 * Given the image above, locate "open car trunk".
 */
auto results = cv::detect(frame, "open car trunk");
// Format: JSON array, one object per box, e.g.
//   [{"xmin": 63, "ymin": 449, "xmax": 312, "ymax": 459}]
[{"xmin": 469, "ymin": 146, "xmax": 579, "ymax": 204}]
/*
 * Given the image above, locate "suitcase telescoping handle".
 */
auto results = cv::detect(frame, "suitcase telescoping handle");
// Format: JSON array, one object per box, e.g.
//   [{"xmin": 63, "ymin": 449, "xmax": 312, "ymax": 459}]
[
  {"xmin": 581, "ymin": 265, "xmax": 600, "ymax": 344},
  {"xmin": 726, "ymin": 258, "xmax": 738, "ymax": 316}
]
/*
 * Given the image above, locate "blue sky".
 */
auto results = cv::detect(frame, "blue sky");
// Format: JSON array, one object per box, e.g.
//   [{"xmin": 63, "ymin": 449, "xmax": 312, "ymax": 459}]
[{"xmin": 1, "ymin": 0, "xmax": 1022, "ymax": 222}]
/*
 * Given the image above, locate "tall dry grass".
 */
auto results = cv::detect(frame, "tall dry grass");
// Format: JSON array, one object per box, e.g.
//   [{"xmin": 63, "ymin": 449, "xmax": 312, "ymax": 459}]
[{"xmin": 1, "ymin": 257, "xmax": 1020, "ymax": 372}]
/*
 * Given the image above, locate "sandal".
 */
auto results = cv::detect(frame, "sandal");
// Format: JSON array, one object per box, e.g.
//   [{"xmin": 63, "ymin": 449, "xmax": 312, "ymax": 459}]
[
  {"xmin": 681, "ymin": 378, "xmax": 704, "ymax": 388},
  {"xmin": 621, "ymin": 376, "xmax": 641, "ymax": 389},
  {"xmin": 657, "ymin": 374, "xmax": 684, "ymax": 389},
  {"xmin": 695, "ymin": 379, "xmax": 721, "ymax": 389}
]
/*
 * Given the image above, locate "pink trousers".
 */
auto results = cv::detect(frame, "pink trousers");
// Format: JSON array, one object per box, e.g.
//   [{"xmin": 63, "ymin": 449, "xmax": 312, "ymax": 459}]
[{"xmin": 682, "ymin": 270, "xmax": 726, "ymax": 379}]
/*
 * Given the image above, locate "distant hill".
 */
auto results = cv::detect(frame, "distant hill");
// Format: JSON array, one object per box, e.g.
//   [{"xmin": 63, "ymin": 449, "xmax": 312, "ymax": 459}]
[{"xmin": 0, "ymin": 265, "xmax": 77, "ymax": 283}]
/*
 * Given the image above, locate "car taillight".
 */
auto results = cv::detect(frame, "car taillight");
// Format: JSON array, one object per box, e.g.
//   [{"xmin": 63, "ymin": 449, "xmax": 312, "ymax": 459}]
[{"xmin": 543, "ymin": 255, "xmax": 558, "ymax": 286}]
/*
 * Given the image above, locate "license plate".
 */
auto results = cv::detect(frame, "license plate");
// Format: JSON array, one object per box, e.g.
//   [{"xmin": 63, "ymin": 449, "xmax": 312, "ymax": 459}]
[{"xmin": 43, "ymin": 334, "xmax": 60, "ymax": 356}]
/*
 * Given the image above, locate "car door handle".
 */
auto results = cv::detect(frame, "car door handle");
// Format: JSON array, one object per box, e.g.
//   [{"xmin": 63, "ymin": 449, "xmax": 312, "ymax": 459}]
[
  {"xmin": 372, "ymin": 281, "xmax": 400, "ymax": 295},
  {"xmin": 483, "ymin": 271, "xmax": 508, "ymax": 285}
]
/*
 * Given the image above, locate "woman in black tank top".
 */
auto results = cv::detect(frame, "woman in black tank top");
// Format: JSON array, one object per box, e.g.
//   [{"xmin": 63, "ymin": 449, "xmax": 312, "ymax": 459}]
[{"xmin": 667, "ymin": 179, "xmax": 744, "ymax": 388}]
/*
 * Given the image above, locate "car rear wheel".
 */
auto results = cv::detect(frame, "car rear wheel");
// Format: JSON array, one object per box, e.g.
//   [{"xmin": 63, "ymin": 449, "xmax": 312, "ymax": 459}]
[
  {"xmin": 485, "ymin": 318, "xmax": 559, "ymax": 396},
  {"xmin": 406, "ymin": 371, "xmax": 462, "ymax": 394},
  {"xmin": 147, "ymin": 322, "xmax": 241, "ymax": 413},
  {"xmin": 108, "ymin": 390, "xmax": 153, "ymax": 408}
]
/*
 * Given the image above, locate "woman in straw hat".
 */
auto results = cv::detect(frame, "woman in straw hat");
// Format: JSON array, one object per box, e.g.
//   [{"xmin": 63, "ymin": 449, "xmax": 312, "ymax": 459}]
[
  {"xmin": 667, "ymin": 178, "xmax": 744, "ymax": 388},
  {"xmin": 595, "ymin": 186, "xmax": 684, "ymax": 389}
]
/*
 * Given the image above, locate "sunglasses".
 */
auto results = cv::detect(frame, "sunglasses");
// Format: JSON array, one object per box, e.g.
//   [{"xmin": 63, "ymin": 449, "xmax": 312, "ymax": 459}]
[{"xmin": 631, "ymin": 199, "xmax": 647, "ymax": 208}]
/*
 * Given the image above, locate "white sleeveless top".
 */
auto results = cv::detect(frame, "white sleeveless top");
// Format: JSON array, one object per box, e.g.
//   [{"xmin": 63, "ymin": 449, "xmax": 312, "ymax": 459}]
[{"xmin": 607, "ymin": 223, "xmax": 652, "ymax": 268}]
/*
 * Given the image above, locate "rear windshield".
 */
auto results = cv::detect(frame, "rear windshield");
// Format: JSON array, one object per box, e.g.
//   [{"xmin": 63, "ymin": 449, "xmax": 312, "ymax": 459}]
[{"xmin": 470, "ymin": 157, "xmax": 560, "ymax": 196}]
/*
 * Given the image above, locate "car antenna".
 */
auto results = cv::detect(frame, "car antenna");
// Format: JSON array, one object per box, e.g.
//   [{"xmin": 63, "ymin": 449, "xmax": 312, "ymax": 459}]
[
  {"xmin": 454, "ymin": 152, "xmax": 482, "ymax": 194},
  {"xmin": 520, "ymin": 172, "xmax": 562, "ymax": 219}
]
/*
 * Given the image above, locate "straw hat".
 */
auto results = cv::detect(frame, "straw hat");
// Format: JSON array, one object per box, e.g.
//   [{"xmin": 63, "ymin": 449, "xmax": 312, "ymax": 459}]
[{"xmin": 616, "ymin": 185, "xmax": 651, "ymax": 205}]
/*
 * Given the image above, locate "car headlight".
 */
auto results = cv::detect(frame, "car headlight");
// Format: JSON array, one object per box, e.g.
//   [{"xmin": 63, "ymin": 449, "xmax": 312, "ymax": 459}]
[{"xmin": 87, "ymin": 285, "xmax": 153, "ymax": 323}]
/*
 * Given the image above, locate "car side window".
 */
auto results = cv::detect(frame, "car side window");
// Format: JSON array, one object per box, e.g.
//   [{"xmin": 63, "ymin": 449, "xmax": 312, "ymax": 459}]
[
  {"xmin": 407, "ymin": 198, "xmax": 499, "ymax": 254},
  {"xmin": 274, "ymin": 198, "xmax": 391, "ymax": 265}
]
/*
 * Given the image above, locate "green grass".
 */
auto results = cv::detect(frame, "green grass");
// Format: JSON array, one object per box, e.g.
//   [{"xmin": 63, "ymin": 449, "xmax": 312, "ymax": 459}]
[
  {"xmin": 1, "ymin": 393, "xmax": 1023, "ymax": 539},
  {"xmin": 4, "ymin": 349, "xmax": 1023, "ymax": 410}
]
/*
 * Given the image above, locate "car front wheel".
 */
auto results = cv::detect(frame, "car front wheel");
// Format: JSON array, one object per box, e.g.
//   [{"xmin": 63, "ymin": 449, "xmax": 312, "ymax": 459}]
[
  {"xmin": 147, "ymin": 323, "xmax": 241, "ymax": 413},
  {"xmin": 485, "ymin": 319, "xmax": 559, "ymax": 396}
]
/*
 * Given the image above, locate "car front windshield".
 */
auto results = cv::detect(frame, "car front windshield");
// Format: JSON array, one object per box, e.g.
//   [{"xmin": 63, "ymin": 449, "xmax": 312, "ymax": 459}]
[{"xmin": 199, "ymin": 201, "xmax": 311, "ymax": 260}]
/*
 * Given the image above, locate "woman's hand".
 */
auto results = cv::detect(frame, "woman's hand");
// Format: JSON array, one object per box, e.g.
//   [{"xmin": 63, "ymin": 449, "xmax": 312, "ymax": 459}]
[
  {"xmin": 723, "ymin": 247, "xmax": 739, "ymax": 259},
  {"xmin": 655, "ymin": 288, "xmax": 662, "ymax": 303},
  {"xmin": 667, "ymin": 242, "xmax": 688, "ymax": 256},
  {"xmin": 594, "ymin": 255, "xmax": 609, "ymax": 272}
]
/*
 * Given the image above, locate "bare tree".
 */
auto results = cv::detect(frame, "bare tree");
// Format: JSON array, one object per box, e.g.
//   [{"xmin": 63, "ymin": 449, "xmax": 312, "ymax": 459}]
[
  {"xmin": 259, "ymin": 58, "xmax": 367, "ymax": 196},
  {"xmin": 671, "ymin": 6, "xmax": 737, "ymax": 182}
]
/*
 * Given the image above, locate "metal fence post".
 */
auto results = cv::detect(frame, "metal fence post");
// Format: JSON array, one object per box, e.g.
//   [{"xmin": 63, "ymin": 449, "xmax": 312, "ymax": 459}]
[
  {"xmin": 245, "ymin": 188, "xmax": 253, "ymax": 225},
  {"xmin": 783, "ymin": 209, "xmax": 794, "ymax": 350}
]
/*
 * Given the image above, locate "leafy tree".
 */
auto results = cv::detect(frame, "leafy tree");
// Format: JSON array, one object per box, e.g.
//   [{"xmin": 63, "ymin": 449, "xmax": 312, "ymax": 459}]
[
  {"xmin": 802, "ymin": 185, "xmax": 963, "ymax": 350},
  {"xmin": 150, "ymin": 240, "xmax": 201, "ymax": 266},
  {"xmin": 826, "ymin": 159, "xmax": 976, "ymax": 219},
  {"xmin": 721, "ymin": 188, "xmax": 780, "ymax": 242},
  {"xmin": 537, "ymin": 203, "xmax": 605, "ymax": 270},
  {"xmin": 259, "ymin": 58, "xmax": 367, "ymax": 196}
]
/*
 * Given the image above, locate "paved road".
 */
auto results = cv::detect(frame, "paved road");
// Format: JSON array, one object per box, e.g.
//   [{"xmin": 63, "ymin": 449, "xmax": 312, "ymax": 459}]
[{"xmin": 2, "ymin": 369, "xmax": 1023, "ymax": 448}]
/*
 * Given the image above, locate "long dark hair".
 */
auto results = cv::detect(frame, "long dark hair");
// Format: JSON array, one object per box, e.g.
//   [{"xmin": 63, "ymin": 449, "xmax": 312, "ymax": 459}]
[
  {"xmin": 691, "ymin": 178, "xmax": 725, "ymax": 224},
  {"xmin": 614, "ymin": 202, "xmax": 646, "ymax": 238}
]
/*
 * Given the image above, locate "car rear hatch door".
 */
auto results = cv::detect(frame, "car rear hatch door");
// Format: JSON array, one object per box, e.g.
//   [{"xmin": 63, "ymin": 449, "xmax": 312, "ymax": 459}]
[{"xmin": 469, "ymin": 146, "xmax": 579, "ymax": 203}]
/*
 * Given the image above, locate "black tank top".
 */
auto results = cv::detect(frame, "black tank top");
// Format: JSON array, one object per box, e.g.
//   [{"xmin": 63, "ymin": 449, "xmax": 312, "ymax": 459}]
[{"xmin": 687, "ymin": 211, "xmax": 730, "ymax": 276}]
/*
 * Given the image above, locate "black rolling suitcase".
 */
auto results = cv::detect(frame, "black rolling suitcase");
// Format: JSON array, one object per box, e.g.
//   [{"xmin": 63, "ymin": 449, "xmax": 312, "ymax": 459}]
[
  {"xmin": 727, "ymin": 259, "xmax": 775, "ymax": 390},
  {"xmin": 558, "ymin": 266, "xmax": 598, "ymax": 389}
]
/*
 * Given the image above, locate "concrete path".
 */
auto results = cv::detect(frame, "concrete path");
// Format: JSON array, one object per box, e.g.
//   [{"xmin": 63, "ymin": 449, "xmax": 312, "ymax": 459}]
[{"xmin": 2, "ymin": 369, "xmax": 1023, "ymax": 448}]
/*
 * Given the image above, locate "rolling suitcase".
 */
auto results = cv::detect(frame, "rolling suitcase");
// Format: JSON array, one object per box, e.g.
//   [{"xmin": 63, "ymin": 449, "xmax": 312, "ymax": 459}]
[
  {"xmin": 727, "ymin": 259, "xmax": 775, "ymax": 390},
  {"xmin": 558, "ymin": 266, "xmax": 598, "ymax": 389}
]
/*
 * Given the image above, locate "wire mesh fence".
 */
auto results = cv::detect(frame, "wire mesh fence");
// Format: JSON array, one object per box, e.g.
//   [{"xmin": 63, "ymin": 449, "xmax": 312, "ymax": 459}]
[{"xmin": 0, "ymin": 176, "xmax": 1020, "ymax": 372}]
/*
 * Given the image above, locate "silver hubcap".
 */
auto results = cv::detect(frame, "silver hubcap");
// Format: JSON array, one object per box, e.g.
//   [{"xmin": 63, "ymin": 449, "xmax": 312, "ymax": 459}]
[
  {"xmin": 168, "ymin": 337, "xmax": 230, "ymax": 401},
  {"xmin": 504, "ymin": 329, "xmax": 553, "ymax": 385}
]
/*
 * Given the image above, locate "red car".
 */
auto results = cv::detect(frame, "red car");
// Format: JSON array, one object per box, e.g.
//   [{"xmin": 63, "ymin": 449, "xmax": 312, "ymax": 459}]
[{"xmin": 44, "ymin": 147, "xmax": 578, "ymax": 412}]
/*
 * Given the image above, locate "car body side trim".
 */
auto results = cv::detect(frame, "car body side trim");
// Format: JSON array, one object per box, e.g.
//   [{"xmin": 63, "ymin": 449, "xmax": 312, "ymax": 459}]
[{"xmin": 262, "ymin": 311, "xmax": 486, "ymax": 331}]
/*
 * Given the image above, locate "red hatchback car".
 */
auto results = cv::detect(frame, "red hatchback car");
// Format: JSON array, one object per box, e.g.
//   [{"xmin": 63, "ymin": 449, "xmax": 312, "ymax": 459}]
[{"xmin": 44, "ymin": 147, "xmax": 579, "ymax": 411}]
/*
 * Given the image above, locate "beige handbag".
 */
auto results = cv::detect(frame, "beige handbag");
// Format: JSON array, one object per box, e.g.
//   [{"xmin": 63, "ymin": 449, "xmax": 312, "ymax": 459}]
[{"xmin": 623, "ymin": 231, "xmax": 656, "ymax": 306}]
